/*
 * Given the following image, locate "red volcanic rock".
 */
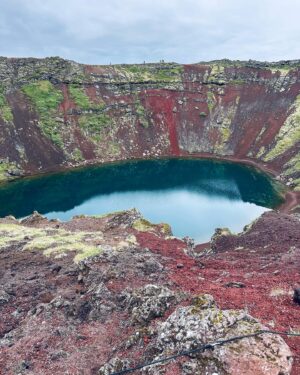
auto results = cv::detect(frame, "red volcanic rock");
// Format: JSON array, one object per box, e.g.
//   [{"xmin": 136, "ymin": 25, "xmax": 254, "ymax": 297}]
[
  {"xmin": 0, "ymin": 57, "xmax": 299, "ymax": 194},
  {"xmin": 0, "ymin": 210, "xmax": 299, "ymax": 374}
]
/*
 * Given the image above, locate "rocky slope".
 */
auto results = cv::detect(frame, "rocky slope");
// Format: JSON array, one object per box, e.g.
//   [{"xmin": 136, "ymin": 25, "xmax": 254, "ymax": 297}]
[
  {"xmin": 0, "ymin": 210, "xmax": 299, "ymax": 375},
  {"xmin": 0, "ymin": 57, "xmax": 299, "ymax": 192}
]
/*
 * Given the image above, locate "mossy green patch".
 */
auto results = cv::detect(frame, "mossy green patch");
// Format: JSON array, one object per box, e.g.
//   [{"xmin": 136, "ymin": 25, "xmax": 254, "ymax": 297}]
[
  {"xmin": 293, "ymin": 178, "xmax": 300, "ymax": 191},
  {"xmin": 263, "ymin": 95, "xmax": 300, "ymax": 161},
  {"xmin": 207, "ymin": 91, "xmax": 216, "ymax": 112},
  {"xmin": 0, "ymin": 223, "xmax": 103, "ymax": 263},
  {"xmin": 0, "ymin": 162, "xmax": 10, "ymax": 183},
  {"xmin": 283, "ymin": 153, "xmax": 300, "ymax": 190},
  {"xmin": 207, "ymin": 64, "xmax": 226, "ymax": 84},
  {"xmin": 68, "ymin": 84, "xmax": 105, "ymax": 110},
  {"xmin": 132, "ymin": 218, "xmax": 170, "ymax": 234},
  {"xmin": 160, "ymin": 223, "xmax": 172, "ymax": 235},
  {"xmin": 69, "ymin": 84, "xmax": 91, "ymax": 109},
  {"xmin": 132, "ymin": 218, "xmax": 155, "ymax": 232},
  {"xmin": 270, "ymin": 66, "xmax": 292, "ymax": 75},
  {"xmin": 78, "ymin": 113, "xmax": 112, "ymax": 142},
  {"xmin": 116, "ymin": 63, "xmax": 183, "ymax": 83},
  {"xmin": 0, "ymin": 161, "xmax": 21, "ymax": 183},
  {"xmin": 71, "ymin": 148, "xmax": 84, "ymax": 162},
  {"xmin": 0, "ymin": 86, "xmax": 13, "ymax": 123},
  {"xmin": 22, "ymin": 81, "xmax": 64, "ymax": 147},
  {"xmin": 213, "ymin": 101, "xmax": 238, "ymax": 153},
  {"xmin": 135, "ymin": 101, "xmax": 149, "ymax": 128}
]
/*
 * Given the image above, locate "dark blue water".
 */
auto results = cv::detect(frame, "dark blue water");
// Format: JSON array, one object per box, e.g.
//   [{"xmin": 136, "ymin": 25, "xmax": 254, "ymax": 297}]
[{"xmin": 0, "ymin": 159, "xmax": 284, "ymax": 242}]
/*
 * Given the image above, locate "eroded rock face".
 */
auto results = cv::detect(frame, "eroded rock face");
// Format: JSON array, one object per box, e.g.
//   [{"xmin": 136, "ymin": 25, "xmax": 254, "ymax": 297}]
[{"xmin": 0, "ymin": 57, "xmax": 299, "ymax": 190}]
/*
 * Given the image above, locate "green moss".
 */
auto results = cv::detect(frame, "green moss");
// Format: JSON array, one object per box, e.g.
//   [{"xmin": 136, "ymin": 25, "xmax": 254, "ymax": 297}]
[
  {"xmin": 71, "ymin": 148, "xmax": 84, "ymax": 162},
  {"xmin": 270, "ymin": 66, "xmax": 292, "ymax": 75},
  {"xmin": 43, "ymin": 241, "xmax": 102, "ymax": 263},
  {"xmin": 256, "ymin": 146, "xmax": 265, "ymax": 158},
  {"xmin": 116, "ymin": 64, "xmax": 183, "ymax": 83},
  {"xmin": 0, "ymin": 162, "xmax": 10, "ymax": 182},
  {"xmin": 0, "ymin": 161, "xmax": 22, "ymax": 183},
  {"xmin": 0, "ymin": 86, "xmax": 13, "ymax": 123},
  {"xmin": 283, "ymin": 154, "xmax": 300, "ymax": 177},
  {"xmin": 135, "ymin": 101, "xmax": 149, "ymax": 128},
  {"xmin": 214, "ymin": 101, "xmax": 238, "ymax": 153},
  {"xmin": 284, "ymin": 154, "xmax": 300, "ymax": 190},
  {"xmin": 73, "ymin": 246, "xmax": 103, "ymax": 262},
  {"xmin": 0, "ymin": 223, "xmax": 47, "ymax": 247},
  {"xmin": 68, "ymin": 84, "xmax": 105, "ymax": 111},
  {"xmin": 0, "ymin": 223, "xmax": 103, "ymax": 263},
  {"xmin": 263, "ymin": 95, "xmax": 300, "ymax": 161},
  {"xmin": 78, "ymin": 113, "xmax": 112, "ymax": 142},
  {"xmin": 207, "ymin": 91, "xmax": 216, "ymax": 112},
  {"xmin": 293, "ymin": 179, "xmax": 300, "ymax": 191},
  {"xmin": 69, "ymin": 84, "xmax": 91, "ymax": 109},
  {"xmin": 22, "ymin": 81, "xmax": 64, "ymax": 147},
  {"xmin": 132, "ymin": 218, "xmax": 171, "ymax": 235},
  {"xmin": 207, "ymin": 64, "xmax": 226, "ymax": 84},
  {"xmin": 229, "ymin": 79, "xmax": 245, "ymax": 85},
  {"xmin": 160, "ymin": 223, "xmax": 172, "ymax": 235},
  {"xmin": 132, "ymin": 218, "xmax": 155, "ymax": 232},
  {"xmin": 199, "ymin": 112, "xmax": 207, "ymax": 117}
]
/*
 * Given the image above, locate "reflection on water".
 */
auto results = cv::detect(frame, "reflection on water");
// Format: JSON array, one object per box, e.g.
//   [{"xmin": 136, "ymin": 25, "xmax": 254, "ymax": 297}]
[{"xmin": 0, "ymin": 159, "xmax": 284, "ymax": 242}]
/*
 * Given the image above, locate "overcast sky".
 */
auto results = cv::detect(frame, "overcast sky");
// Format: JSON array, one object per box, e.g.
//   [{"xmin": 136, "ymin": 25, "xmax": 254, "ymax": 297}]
[{"xmin": 0, "ymin": 0, "xmax": 300, "ymax": 64}]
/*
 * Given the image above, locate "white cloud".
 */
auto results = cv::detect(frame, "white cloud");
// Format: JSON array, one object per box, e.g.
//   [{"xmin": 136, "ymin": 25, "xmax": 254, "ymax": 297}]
[{"xmin": 0, "ymin": 0, "xmax": 300, "ymax": 63}]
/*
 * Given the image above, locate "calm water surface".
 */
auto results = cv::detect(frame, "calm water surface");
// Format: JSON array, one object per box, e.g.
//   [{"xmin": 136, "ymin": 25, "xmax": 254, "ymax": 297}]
[{"xmin": 0, "ymin": 159, "xmax": 284, "ymax": 242}]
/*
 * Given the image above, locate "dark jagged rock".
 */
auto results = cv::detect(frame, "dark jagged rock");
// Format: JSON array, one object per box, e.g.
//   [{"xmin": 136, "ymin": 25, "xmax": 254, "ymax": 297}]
[{"xmin": 293, "ymin": 288, "xmax": 300, "ymax": 304}]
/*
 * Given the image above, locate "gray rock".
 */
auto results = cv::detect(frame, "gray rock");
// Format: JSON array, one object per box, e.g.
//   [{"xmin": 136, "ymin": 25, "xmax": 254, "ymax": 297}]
[
  {"xmin": 98, "ymin": 358, "xmax": 131, "ymax": 375},
  {"xmin": 124, "ymin": 284, "xmax": 177, "ymax": 325},
  {"xmin": 146, "ymin": 294, "xmax": 293, "ymax": 375}
]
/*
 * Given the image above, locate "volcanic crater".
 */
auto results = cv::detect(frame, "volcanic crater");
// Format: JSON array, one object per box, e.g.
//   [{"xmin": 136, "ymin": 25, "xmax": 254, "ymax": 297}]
[{"xmin": 0, "ymin": 57, "xmax": 299, "ymax": 375}]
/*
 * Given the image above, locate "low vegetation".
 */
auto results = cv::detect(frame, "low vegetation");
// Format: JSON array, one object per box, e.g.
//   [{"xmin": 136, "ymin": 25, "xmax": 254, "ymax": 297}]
[
  {"xmin": 78, "ymin": 113, "xmax": 112, "ymax": 142},
  {"xmin": 263, "ymin": 95, "xmax": 300, "ymax": 161},
  {"xmin": 116, "ymin": 63, "xmax": 183, "ymax": 82},
  {"xmin": 0, "ymin": 86, "xmax": 13, "ymax": 123},
  {"xmin": 68, "ymin": 84, "xmax": 105, "ymax": 110},
  {"xmin": 0, "ymin": 223, "xmax": 103, "ymax": 263},
  {"xmin": 22, "ymin": 81, "xmax": 64, "ymax": 147}
]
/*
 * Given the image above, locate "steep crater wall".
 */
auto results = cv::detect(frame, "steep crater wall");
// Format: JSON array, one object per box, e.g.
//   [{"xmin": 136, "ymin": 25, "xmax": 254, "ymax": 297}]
[{"xmin": 0, "ymin": 57, "xmax": 299, "ymax": 191}]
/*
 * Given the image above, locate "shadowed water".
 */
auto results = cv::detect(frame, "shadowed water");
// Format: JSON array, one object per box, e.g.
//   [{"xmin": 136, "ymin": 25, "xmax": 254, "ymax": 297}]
[{"xmin": 0, "ymin": 159, "xmax": 284, "ymax": 242}]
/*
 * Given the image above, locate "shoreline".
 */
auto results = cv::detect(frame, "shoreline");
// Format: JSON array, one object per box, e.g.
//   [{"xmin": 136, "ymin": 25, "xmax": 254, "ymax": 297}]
[{"xmin": 2, "ymin": 153, "xmax": 299, "ymax": 213}]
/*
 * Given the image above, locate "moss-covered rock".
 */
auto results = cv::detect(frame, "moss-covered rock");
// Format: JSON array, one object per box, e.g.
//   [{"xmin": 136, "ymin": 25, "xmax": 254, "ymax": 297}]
[
  {"xmin": 22, "ymin": 81, "xmax": 64, "ymax": 147},
  {"xmin": 0, "ymin": 86, "xmax": 13, "ymax": 123},
  {"xmin": 263, "ymin": 95, "xmax": 300, "ymax": 161},
  {"xmin": 0, "ymin": 220, "xmax": 103, "ymax": 263},
  {"xmin": 78, "ymin": 112, "xmax": 112, "ymax": 142}
]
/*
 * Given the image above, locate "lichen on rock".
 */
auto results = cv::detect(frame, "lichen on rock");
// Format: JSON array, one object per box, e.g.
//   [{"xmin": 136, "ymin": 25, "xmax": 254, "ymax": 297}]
[
  {"xmin": 123, "ymin": 284, "xmax": 178, "ymax": 325},
  {"xmin": 146, "ymin": 294, "xmax": 293, "ymax": 375},
  {"xmin": 263, "ymin": 95, "xmax": 300, "ymax": 162}
]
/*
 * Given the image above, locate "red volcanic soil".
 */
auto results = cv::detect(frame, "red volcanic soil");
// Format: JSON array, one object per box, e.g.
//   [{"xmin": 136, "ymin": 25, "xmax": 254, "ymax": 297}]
[{"xmin": 0, "ymin": 210, "xmax": 299, "ymax": 374}]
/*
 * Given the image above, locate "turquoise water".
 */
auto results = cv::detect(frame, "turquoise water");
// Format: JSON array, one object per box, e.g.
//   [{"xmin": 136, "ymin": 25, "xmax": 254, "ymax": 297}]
[{"xmin": 0, "ymin": 159, "xmax": 283, "ymax": 242}]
